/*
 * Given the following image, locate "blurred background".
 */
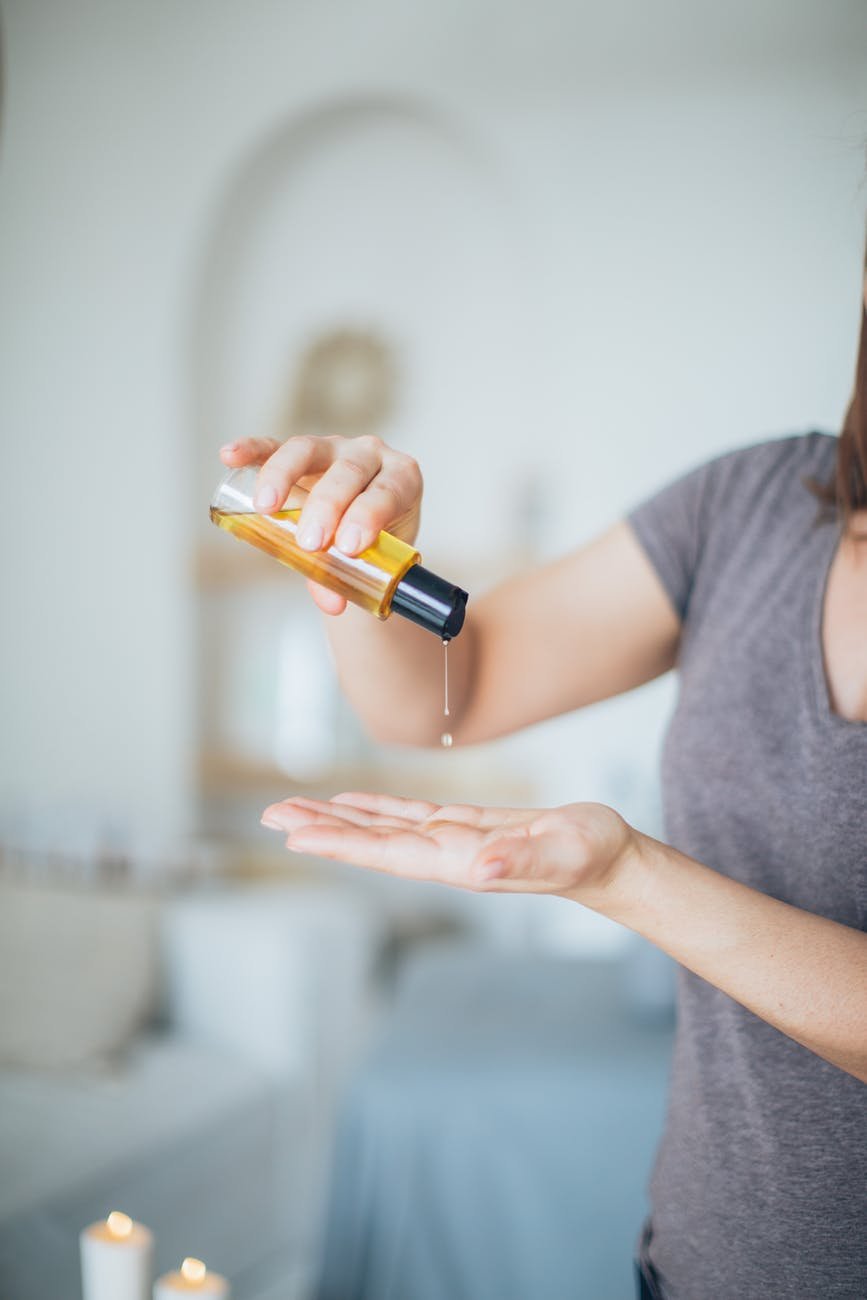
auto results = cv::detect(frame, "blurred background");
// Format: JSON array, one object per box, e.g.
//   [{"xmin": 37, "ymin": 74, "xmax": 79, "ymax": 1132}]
[{"xmin": 0, "ymin": 1, "xmax": 865, "ymax": 1297}]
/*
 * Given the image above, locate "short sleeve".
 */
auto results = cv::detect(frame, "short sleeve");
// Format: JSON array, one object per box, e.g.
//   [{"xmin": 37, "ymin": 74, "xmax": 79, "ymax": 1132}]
[
  {"xmin": 626, "ymin": 435, "xmax": 833, "ymax": 624},
  {"xmin": 626, "ymin": 459, "xmax": 717, "ymax": 622}
]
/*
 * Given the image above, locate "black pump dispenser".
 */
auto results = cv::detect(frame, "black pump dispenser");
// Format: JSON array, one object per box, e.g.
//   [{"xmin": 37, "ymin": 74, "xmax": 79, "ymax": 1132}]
[{"xmin": 391, "ymin": 563, "xmax": 468, "ymax": 640}]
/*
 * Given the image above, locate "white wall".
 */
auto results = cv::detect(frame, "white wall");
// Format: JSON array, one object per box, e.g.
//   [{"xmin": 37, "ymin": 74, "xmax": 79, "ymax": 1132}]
[{"xmin": 1, "ymin": 0, "xmax": 865, "ymax": 854}]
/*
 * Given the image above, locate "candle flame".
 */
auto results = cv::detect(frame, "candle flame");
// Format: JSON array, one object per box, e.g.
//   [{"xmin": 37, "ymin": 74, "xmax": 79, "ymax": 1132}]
[
  {"xmin": 181, "ymin": 1257, "xmax": 207, "ymax": 1283},
  {"xmin": 106, "ymin": 1211, "xmax": 133, "ymax": 1239}
]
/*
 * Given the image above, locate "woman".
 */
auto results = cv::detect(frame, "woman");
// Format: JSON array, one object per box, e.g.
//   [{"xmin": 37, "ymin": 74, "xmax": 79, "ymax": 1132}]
[{"xmin": 221, "ymin": 252, "xmax": 867, "ymax": 1299}]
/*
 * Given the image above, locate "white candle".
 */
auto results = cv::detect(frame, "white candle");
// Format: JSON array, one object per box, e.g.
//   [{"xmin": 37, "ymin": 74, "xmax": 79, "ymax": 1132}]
[
  {"xmin": 154, "ymin": 1257, "xmax": 231, "ymax": 1299},
  {"xmin": 80, "ymin": 1211, "xmax": 154, "ymax": 1300}
]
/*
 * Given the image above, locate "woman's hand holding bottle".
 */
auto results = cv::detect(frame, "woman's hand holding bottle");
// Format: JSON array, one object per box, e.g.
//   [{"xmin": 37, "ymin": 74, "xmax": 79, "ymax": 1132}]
[{"xmin": 219, "ymin": 434, "xmax": 424, "ymax": 615}]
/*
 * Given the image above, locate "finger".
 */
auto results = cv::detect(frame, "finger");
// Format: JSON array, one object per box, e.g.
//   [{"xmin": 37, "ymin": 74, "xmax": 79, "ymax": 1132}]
[
  {"xmin": 263, "ymin": 797, "xmax": 419, "ymax": 831},
  {"xmin": 333, "ymin": 456, "xmax": 423, "ymax": 555},
  {"xmin": 295, "ymin": 440, "xmax": 383, "ymax": 552},
  {"xmin": 474, "ymin": 807, "xmax": 541, "ymax": 831},
  {"xmin": 330, "ymin": 791, "xmax": 441, "ymax": 823},
  {"xmin": 253, "ymin": 436, "xmax": 336, "ymax": 514},
  {"xmin": 219, "ymin": 437, "xmax": 283, "ymax": 467},
  {"xmin": 261, "ymin": 802, "xmax": 352, "ymax": 833},
  {"xmin": 283, "ymin": 823, "xmax": 443, "ymax": 881},
  {"xmin": 416, "ymin": 803, "xmax": 485, "ymax": 829},
  {"xmin": 320, "ymin": 800, "xmax": 534, "ymax": 836},
  {"xmin": 306, "ymin": 579, "xmax": 347, "ymax": 616},
  {"xmin": 417, "ymin": 803, "xmax": 531, "ymax": 831}
]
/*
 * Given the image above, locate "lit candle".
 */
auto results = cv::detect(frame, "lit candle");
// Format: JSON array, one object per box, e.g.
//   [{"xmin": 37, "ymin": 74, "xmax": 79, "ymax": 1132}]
[
  {"xmin": 80, "ymin": 1211, "xmax": 154, "ymax": 1300},
  {"xmin": 153, "ymin": 1257, "xmax": 231, "ymax": 1298}
]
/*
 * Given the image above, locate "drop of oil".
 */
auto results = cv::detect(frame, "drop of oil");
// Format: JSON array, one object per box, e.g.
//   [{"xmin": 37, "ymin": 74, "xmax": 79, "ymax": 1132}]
[
  {"xmin": 442, "ymin": 638, "xmax": 450, "ymax": 718},
  {"xmin": 440, "ymin": 640, "xmax": 453, "ymax": 749}
]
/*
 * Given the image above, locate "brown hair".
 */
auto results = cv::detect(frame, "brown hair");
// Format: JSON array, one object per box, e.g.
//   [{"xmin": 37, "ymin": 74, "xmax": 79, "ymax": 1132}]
[{"xmin": 809, "ymin": 239, "xmax": 867, "ymax": 528}]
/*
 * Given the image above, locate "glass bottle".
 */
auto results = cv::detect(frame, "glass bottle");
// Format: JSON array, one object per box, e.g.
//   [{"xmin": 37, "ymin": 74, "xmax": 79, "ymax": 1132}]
[{"xmin": 210, "ymin": 466, "xmax": 468, "ymax": 639}]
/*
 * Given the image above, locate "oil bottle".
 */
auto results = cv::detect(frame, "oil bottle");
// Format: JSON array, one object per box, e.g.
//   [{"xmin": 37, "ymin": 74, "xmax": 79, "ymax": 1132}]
[{"xmin": 210, "ymin": 466, "xmax": 468, "ymax": 640}]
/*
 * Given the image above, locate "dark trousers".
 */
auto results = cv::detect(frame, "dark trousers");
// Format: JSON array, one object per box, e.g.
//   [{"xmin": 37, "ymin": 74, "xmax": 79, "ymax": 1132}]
[
  {"xmin": 635, "ymin": 1260, "xmax": 664, "ymax": 1299},
  {"xmin": 634, "ymin": 1220, "xmax": 665, "ymax": 1300}
]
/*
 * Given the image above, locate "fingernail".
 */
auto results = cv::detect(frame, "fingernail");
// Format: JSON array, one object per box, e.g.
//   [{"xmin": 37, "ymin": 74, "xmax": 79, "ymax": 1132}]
[
  {"xmin": 336, "ymin": 524, "xmax": 362, "ymax": 554},
  {"xmin": 297, "ymin": 522, "xmax": 324, "ymax": 551},
  {"xmin": 221, "ymin": 442, "xmax": 239, "ymax": 454},
  {"xmin": 255, "ymin": 485, "xmax": 278, "ymax": 510},
  {"xmin": 261, "ymin": 814, "xmax": 284, "ymax": 830}
]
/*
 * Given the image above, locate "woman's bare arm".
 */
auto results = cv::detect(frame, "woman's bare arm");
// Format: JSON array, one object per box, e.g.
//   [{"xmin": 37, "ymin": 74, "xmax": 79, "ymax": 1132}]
[
  {"xmin": 260, "ymin": 793, "xmax": 867, "ymax": 1083},
  {"xmin": 326, "ymin": 520, "xmax": 680, "ymax": 745}
]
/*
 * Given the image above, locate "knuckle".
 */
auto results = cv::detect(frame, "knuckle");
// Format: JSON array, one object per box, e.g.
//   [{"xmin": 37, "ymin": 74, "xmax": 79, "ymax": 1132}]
[
  {"xmin": 382, "ymin": 450, "xmax": 422, "ymax": 493},
  {"xmin": 337, "ymin": 456, "xmax": 372, "ymax": 480},
  {"xmin": 382, "ymin": 443, "xmax": 410, "ymax": 465},
  {"xmin": 305, "ymin": 479, "xmax": 342, "ymax": 516},
  {"xmin": 290, "ymin": 434, "xmax": 319, "ymax": 459},
  {"xmin": 394, "ymin": 462, "xmax": 422, "ymax": 500},
  {"xmin": 347, "ymin": 500, "xmax": 379, "ymax": 532},
  {"xmin": 369, "ymin": 478, "xmax": 403, "ymax": 509}
]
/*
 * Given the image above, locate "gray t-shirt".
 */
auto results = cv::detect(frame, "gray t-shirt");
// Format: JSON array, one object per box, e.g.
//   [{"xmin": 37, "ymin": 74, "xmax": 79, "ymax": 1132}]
[{"xmin": 627, "ymin": 432, "xmax": 867, "ymax": 1300}]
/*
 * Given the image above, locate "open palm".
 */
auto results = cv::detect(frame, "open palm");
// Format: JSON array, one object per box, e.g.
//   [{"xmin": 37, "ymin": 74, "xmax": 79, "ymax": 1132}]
[{"xmin": 261, "ymin": 791, "xmax": 633, "ymax": 898}]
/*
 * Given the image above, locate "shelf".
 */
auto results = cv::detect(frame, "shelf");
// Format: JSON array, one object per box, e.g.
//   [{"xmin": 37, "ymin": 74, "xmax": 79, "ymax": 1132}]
[{"xmin": 198, "ymin": 749, "xmax": 537, "ymax": 807}]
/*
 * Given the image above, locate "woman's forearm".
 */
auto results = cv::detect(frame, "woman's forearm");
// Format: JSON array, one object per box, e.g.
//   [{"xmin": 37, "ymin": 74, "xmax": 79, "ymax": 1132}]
[
  {"xmin": 324, "ymin": 521, "xmax": 682, "ymax": 749},
  {"xmin": 592, "ymin": 834, "xmax": 867, "ymax": 1082}
]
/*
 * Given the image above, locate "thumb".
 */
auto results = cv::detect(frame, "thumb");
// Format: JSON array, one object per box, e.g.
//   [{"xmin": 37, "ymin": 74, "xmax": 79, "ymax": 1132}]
[{"xmin": 307, "ymin": 579, "xmax": 347, "ymax": 616}]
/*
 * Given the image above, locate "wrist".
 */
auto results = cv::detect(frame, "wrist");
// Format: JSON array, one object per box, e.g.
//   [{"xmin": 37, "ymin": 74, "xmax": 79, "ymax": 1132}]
[{"xmin": 576, "ymin": 823, "xmax": 657, "ymax": 925}]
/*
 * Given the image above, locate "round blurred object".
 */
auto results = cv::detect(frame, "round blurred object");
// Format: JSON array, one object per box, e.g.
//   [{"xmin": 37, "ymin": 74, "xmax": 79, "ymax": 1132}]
[{"xmin": 286, "ymin": 327, "xmax": 396, "ymax": 438}]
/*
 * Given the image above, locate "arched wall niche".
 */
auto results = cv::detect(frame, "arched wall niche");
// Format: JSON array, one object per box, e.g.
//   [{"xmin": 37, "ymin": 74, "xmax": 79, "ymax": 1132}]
[{"xmin": 190, "ymin": 93, "xmax": 538, "ymax": 555}]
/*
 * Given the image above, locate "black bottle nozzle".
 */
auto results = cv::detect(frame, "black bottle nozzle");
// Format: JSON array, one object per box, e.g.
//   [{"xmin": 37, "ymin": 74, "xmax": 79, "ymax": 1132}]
[{"xmin": 391, "ymin": 563, "xmax": 468, "ymax": 640}]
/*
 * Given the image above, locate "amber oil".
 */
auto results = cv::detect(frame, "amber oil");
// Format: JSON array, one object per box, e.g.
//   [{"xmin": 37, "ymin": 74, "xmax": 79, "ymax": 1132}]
[{"xmin": 209, "ymin": 507, "xmax": 420, "ymax": 618}]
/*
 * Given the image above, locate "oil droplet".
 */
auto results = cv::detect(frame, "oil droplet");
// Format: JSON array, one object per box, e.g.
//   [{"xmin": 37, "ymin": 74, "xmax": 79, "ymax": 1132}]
[
  {"xmin": 439, "ymin": 639, "xmax": 453, "ymax": 748},
  {"xmin": 442, "ymin": 638, "xmax": 450, "ymax": 717}
]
